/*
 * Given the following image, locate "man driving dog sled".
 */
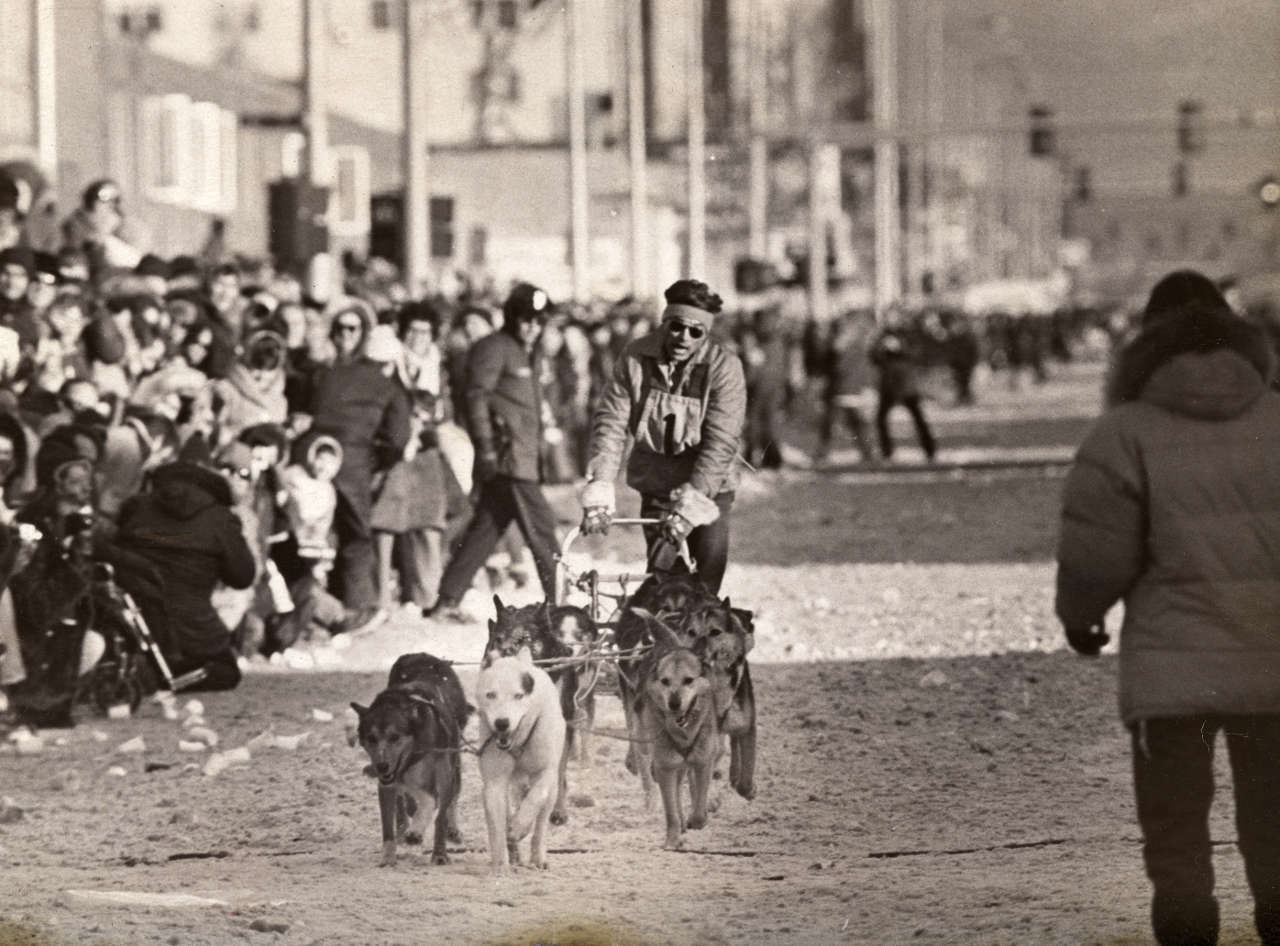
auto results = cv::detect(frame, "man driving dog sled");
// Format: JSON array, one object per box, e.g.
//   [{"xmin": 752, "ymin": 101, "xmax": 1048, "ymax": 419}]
[{"xmin": 581, "ymin": 279, "xmax": 746, "ymax": 594}]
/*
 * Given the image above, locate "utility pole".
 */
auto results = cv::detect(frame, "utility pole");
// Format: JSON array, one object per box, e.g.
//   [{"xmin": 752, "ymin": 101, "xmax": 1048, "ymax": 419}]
[
  {"xmin": 626, "ymin": 0, "xmax": 649, "ymax": 298},
  {"xmin": 301, "ymin": 0, "xmax": 329, "ymax": 187},
  {"xmin": 35, "ymin": 0, "xmax": 57, "ymax": 177},
  {"xmin": 807, "ymin": 141, "xmax": 830, "ymax": 323},
  {"xmin": 402, "ymin": 0, "xmax": 429, "ymax": 296},
  {"xmin": 685, "ymin": 0, "xmax": 707, "ymax": 277},
  {"xmin": 566, "ymin": 0, "xmax": 590, "ymax": 301},
  {"xmin": 747, "ymin": 0, "xmax": 768, "ymax": 258},
  {"xmin": 867, "ymin": 0, "xmax": 900, "ymax": 316}
]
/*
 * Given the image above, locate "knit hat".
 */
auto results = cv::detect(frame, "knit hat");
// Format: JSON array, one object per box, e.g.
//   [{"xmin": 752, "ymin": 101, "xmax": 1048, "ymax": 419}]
[
  {"xmin": 1142, "ymin": 269, "xmax": 1231, "ymax": 327},
  {"xmin": 216, "ymin": 440, "xmax": 256, "ymax": 477},
  {"xmin": 32, "ymin": 251, "xmax": 59, "ymax": 286},
  {"xmin": 35, "ymin": 425, "xmax": 98, "ymax": 488},
  {"xmin": 363, "ymin": 323, "xmax": 401, "ymax": 363},
  {"xmin": 135, "ymin": 254, "xmax": 170, "ymax": 280},
  {"xmin": 503, "ymin": 282, "xmax": 552, "ymax": 325},
  {"xmin": 238, "ymin": 422, "xmax": 288, "ymax": 455},
  {"xmin": 0, "ymin": 246, "xmax": 34, "ymax": 277}
]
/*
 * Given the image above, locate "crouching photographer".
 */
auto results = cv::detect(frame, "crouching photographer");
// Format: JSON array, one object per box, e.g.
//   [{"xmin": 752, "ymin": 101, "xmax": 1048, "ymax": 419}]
[
  {"xmin": 115, "ymin": 459, "xmax": 256, "ymax": 692},
  {"xmin": 7, "ymin": 430, "xmax": 110, "ymax": 727}
]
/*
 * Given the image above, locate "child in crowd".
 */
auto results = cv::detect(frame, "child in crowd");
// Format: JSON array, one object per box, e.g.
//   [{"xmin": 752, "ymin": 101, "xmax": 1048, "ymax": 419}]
[{"xmin": 271, "ymin": 431, "xmax": 346, "ymax": 650}]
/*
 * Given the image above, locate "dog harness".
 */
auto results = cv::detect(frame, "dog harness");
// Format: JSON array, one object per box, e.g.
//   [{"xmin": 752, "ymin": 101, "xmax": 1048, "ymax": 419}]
[{"xmin": 479, "ymin": 715, "xmax": 541, "ymax": 762}]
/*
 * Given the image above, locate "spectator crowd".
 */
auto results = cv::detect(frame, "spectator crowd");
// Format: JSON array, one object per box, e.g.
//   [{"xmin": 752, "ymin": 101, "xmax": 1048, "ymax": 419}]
[{"xmin": 0, "ymin": 173, "xmax": 1169, "ymax": 730}]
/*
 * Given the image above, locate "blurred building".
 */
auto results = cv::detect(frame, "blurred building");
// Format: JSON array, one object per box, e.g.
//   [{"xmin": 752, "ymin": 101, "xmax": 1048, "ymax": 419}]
[{"xmin": 5, "ymin": 0, "xmax": 1274, "ymax": 305}]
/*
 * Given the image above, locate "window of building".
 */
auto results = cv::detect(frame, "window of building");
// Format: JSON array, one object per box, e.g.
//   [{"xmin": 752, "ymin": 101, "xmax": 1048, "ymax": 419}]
[
  {"xmin": 329, "ymin": 145, "xmax": 371, "ymax": 237},
  {"xmin": 469, "ymin": 225, "xmax": 488, "ymax": 266},
  {"xmin": 430, "ymin": 196, "xmax": 455, "ymax": 259},
  {"xmin": 371, "ymin": 0, "xmax": 393, "ymax": 30},
  {"xmin": 470, "ymin": 0, "xmax": 520, "ymax": 30},
  {"xmin": 281, "ymin": 131, "xmax": 306, "ymax": 178},
  {"xmin": 139, "ymin": 94, "xmax": 237, "ymax": 212},
  {"xmin": 118, "ymin": 5, "xmax": 164, "ymax": 37}
]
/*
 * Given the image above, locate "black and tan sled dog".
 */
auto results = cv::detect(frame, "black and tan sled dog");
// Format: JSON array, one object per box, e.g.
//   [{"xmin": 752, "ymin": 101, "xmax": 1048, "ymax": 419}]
[
  {"xmin": 616, "ymin": 573, "xmax": 757, "ymax": 807},
  {"xmin": 351, "ymin": 652, "xmax": 471, "ymax": 867},
  {"xmin": 636, "ymin": 612, "xmax": 722, "ymax": 850}
]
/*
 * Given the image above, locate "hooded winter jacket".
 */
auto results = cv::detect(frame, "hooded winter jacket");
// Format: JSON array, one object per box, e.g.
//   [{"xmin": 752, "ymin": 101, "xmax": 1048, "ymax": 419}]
[
  {"xmin": 1056, "ymin": 304, "xmax": 1280, "ymax": 724},
  {"xmin": 116, "ymin": 461, "xmax": 256, "ymax": 660},
  {"xmin": 588, "ymin": 330, "xmax": 746, "ymax": 498}
]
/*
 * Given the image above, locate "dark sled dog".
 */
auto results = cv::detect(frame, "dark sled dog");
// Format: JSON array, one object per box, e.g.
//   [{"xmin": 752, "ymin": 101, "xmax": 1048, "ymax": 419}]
[
  {"xmin": 351, "ymin": 652, "xmax": 471, "ymax": 866},
  {"xmin": 616, "ymin": 572, "xmax": 757, "ymax": 806},
  {"xmin": 636, "ymin": 618, "xmax": 721, "ymax": 850}
]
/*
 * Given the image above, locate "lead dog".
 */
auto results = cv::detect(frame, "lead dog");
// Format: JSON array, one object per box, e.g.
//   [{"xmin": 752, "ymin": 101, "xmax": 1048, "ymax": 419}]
[
  {"xmin": 636, "ymin": 617, "xmax": 721, "ymax": 850},
  {"xmin": 351, "ymin": 652, "xmax": 470, "ymax": 867},
  {"xmin": 486, "ymin": 596, "xmax": 599, "ymax": 825},
  {"xmin": 475, "ymin": 645, "xmax": 567, "ymax": 873}
]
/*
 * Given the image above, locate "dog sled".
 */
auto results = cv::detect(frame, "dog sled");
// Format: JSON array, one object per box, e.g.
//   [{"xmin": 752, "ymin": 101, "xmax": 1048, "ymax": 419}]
[{"xmin": 553, "ymin": 518, "xmax": 757, "ymax": 807}]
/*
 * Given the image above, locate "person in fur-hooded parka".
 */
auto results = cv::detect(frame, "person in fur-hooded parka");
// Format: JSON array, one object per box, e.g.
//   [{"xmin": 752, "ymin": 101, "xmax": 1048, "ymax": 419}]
[{"xmin": 1056, "ymin": 269, "xmax": 1280, "ymax": 946}]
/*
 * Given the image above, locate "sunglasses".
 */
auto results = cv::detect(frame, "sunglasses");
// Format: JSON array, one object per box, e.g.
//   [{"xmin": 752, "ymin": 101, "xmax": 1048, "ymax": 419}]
[
  {"xmin": 219, "ymin": 466, "xmax": 253, "ymax": 482},
  {"xmin": 666, "ymin": 321, "xmax": 705, "ymax": 340}
]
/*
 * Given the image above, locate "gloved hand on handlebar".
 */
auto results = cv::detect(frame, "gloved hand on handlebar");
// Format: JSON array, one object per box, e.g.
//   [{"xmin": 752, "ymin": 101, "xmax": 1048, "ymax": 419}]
[
  {"xmin": 651, "ymin": 485, "xmax": 721, "ymax": 569},
  {"xmin": 579, "ymin": 479, "xmax": 616, "ymax": 536}
]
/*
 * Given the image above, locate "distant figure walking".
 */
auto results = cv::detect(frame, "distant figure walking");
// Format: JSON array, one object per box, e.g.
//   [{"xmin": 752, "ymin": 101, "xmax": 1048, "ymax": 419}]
[{"xmin": 869, "ymin": 311, "xmax": 936, "ymax": 462}]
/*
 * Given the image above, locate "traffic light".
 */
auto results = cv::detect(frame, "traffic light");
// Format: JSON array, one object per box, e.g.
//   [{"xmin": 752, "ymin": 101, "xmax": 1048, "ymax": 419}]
[
  {"xmin": 1073, "ymin": 166, "xmax": 1092, "ymax": 202},
  {"xmin": 1172, "ymin": 161, "xmax": 1189, "ymax": 198},
  {"xmin": 733, "ymin": 257, "xmax": 779, "ymax": 294},
  {"xmin": 1177, "ymin": 100, "xmax": 1205, "ymax": 154},
  {"xmin": 1029, "ymin": 105, "xmax": 1055, "ymax": 157}
]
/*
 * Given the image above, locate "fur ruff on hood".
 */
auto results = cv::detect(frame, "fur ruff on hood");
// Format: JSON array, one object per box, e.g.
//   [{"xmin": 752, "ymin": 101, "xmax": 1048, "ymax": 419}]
[{"xmin": 1105, "ymin": 303, "xmax": 1275, "ymax": 411}]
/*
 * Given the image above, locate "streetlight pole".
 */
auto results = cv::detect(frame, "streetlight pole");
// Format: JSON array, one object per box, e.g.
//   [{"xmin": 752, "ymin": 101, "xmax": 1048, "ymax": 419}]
[
  {"xmin": 402, "ymin": 0, "xmax": 429, "ymax": 296},
  {"xmin": 301, "ymin": 0, "xmax": 329, "ymax": 187},
  {"xmin": 685, "ymin": 0, "xmax": 707, "ymax": 277},
  {"xmin": 626, "ymin": 0, "xmax": 649, "ymax": 298},
  {"xmin": 867, "ymin": 0, "xmax": 900, "ymax": 316},
  {"xmin": 566, "ymin": 0, "xmax": 589, "ymax": 301},
  {"xmin": 747, "ymin": 0, "xmax": 768, "ymax": 258}
]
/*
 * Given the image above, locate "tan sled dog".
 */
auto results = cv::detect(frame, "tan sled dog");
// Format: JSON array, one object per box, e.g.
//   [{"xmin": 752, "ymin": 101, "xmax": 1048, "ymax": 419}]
[
  {"xmin": 637, "ymin": 620, "xmax": 722, "ymax": 850},
  {"xmin": 475, "ymin": 646, "xmax": 567, "ymax": 873}
]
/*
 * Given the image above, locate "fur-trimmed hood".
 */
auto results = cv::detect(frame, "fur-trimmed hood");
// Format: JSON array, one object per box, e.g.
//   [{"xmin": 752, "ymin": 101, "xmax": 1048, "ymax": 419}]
[{"xmin": 1106, "ymin": 304, "xmax": 1275, "ymax": 420}]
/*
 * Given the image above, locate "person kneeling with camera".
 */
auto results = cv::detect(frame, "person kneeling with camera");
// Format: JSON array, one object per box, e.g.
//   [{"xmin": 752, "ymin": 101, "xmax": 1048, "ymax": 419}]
[
  {"xmin": 115, "ymin": 457, "xmax": 256, "ymax": 691},
  {"xmin": 7, "ymin": 426, "xmax": 108, "ymax": 726}
]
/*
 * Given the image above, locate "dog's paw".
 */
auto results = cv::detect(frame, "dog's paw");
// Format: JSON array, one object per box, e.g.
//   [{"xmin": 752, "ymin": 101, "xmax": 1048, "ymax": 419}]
[
  {"xmin": 663, "ymin": 834, "xmax": 685, "ymax": 851},
  {"xmin": 446, "ymin": 826, "xmax": 463, "ymax": 844},
  {"xmin": 733, "ymin": 779, "xmax": 756, "ymax": 801},
  {"xmin": 706, "ymin": 794, "xmax": 720, "ymax": 815},
  {"xmin": 549, "ymin": 808, "xmax": 569, "ymax": 827},
  {"xmin": 686, "ymin": 813, "xmax": 707, "ymax": 831},
  {"xmin": 403, "ymin": 831, "xmax": 423, "ymax": 846},
  {"xmin": 431, "ymin": 850, "xmax": 450, "ymax": 866},
  {"xmin": 379, "ymin": 855, "xmax": 397, "ymax": 868}
]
